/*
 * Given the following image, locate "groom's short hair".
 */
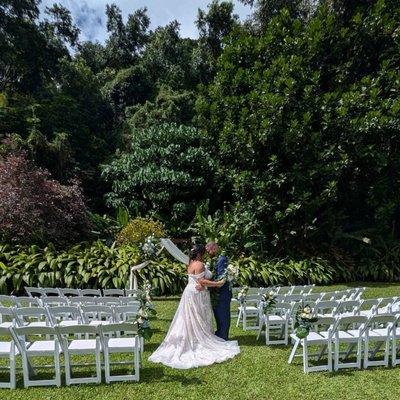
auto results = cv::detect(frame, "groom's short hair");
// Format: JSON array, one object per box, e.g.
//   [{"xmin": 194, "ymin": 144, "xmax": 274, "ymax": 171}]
[{"xmin": 206, "ymin": 241, "xmax": 218, "ymax": 251}]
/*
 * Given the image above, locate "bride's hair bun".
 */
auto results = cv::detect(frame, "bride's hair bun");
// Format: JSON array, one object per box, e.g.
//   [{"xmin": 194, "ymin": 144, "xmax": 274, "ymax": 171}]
[{"xmin": 189, "ymin": 244, "xmax": 205, "ymax": 261}]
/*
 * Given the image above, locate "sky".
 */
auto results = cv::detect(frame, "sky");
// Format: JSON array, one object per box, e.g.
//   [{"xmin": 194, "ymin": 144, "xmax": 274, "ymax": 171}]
[{"xmin": 39, "ymin": 0, "xmax": 252, "ymax": 43}]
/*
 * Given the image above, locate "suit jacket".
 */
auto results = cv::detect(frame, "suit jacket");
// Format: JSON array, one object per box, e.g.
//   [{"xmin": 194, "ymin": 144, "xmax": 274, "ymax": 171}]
[{"xmin": 215, "ymin": 255, "xmax": 231, "ymax": 301}]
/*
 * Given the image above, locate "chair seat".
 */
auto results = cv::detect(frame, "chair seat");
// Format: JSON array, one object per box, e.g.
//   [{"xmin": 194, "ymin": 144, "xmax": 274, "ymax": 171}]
[
  {"xmin": 367, "ymin": 328, "xmax": 390, "ymax": 339},
  {"xmin": 290, "ymin": 332, "xmax": 326, "ymax": 345},
  {"xmin": 27, "ymin": 340, "xmax": 61, "ymax": 355},
  {"xmin": 59, "ymin": 320, "xmax": 81, "ymax": 327},
  {"xmin": 0, "ymin": 341, "xmax": 19, "ymax": 356},
  {"xmin": 107, "ymin": 337, "xmax": 138, "ymax": 351},
  {"xmin": 266, "ymin": 315, "xmax": 286, "ymax": 323},
  {"xmin": 335, "ymin": 330, "xmax": 360, "ymax": 341},
  {"xmin": 0, "ymin": 322, "xmax": 13, "ymax": 328},
  {"xmin": 89, "ymin": 320, "xmax": 112, "ymax": 326},
  {"xmin": 68, "ymin": 339, "xmax": 99, "ymax": 353},
  {"xmin": 26, "ymin": 321, "xmax": 48, "ymax": 328}
]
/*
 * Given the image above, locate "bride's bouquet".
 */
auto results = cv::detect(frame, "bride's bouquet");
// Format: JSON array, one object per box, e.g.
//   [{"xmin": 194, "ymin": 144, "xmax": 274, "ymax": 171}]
[{"xmin": 219, "ymin": 264, "xmax": 239, "ymax": 289}]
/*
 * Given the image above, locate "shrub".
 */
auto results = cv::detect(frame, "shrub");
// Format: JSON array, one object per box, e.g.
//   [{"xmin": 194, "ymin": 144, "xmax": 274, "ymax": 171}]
[
  {"xmin": 0, "ymin": 152, "xmax": 91, "ymax": 245},
  {"xmin": 116, "ymin": 217, "xmax": 165, "ymax": 245}
]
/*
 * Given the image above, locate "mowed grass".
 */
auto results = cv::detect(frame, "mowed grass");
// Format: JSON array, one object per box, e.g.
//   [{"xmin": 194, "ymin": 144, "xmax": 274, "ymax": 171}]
[{"xmin": 1, "ymin": 282, "xmax": 400, "ymax": 400}]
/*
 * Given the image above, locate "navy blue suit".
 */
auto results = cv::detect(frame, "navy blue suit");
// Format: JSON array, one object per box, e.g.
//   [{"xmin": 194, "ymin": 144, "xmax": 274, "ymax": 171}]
[{"xmin": 213, "ymin": 255, "xmax": 231, "ymax": 340}]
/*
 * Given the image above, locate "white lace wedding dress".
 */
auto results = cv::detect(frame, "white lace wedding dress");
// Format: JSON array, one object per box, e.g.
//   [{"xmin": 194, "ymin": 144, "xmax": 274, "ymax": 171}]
[{"xmin": 148, "ymin": 269, "xmax": 240, "ymax": 369}]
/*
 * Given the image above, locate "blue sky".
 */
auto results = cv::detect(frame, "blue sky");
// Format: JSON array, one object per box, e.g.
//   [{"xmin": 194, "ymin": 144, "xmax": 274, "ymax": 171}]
[{"xmin": 39, "ymin": 0, "xmax": 251, "ymax": 42}]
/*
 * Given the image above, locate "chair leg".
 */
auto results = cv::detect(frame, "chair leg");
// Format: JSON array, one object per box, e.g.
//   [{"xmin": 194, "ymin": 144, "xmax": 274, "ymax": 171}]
[
  {"xmin": 303, "ymin": 341, "xmax": 309, "ymax": 373},
  {"xmin": 10, "ymin": 346, "xmax": 16, "ymax": 390},
  {"xmin": 104, "ymin": 347, "xmax": 110, "ymax": 384},
  {"xmin": 64, "ymin": 352, "xmax": 71, "ymax": 386},
  {"xmin": 54, "ymin": 349, "xmax": 61, "ymax": 387},
  {"xmin": 288, "ymin": 339, "xmax": 299, "ymax": 364},
  {"xmin": 95, "ymin": 342, "xmax": 102, "ymax": 384}
]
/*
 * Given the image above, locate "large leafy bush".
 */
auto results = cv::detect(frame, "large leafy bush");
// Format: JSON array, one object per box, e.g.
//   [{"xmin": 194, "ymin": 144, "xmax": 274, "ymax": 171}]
[
  {"xmin": 102, "ymin": 123, "xmax": 216, "ymax": 231},
  {"xmin": 0, "ymin": 152, "xmax": 91, "ymax": 245},
  {"xmin": 116, "ymin": 217, "xmax": 165, "ymax": 245}
]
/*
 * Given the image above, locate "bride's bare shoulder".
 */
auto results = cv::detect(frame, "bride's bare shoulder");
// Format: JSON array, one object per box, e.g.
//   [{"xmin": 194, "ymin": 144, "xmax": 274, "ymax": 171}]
[{"xmin": 187, "ymin": 260, "xmax": 205, "ymax": 274}]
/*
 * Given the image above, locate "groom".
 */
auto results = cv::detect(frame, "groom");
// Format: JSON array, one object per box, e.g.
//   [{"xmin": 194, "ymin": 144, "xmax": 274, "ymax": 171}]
[{"xmin": 205, "ymin": 242, "xmax": 231, "ymax": 340}]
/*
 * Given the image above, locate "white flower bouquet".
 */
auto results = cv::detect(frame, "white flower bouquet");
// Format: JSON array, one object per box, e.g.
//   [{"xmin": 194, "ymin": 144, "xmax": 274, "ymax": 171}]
[{"xmin": 294, "ymin": 303, "xmax": 318, "ymax": 339}]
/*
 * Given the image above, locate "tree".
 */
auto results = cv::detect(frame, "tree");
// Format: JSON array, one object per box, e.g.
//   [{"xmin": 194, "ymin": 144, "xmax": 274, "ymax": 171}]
[
  {"xmin": 197, "ymin": 2, "xmax": 400, "ymax": 257},
  {"xmin": 0, "ymin": 151, "xmax": 91, "ymax": 245},
  {"xmin": 102, "ymin": 123, "xmax": 216, "ymax": 231}
]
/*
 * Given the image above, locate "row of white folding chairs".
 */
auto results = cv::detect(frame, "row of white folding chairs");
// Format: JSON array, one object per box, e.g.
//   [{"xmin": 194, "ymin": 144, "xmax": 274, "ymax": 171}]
[
  {"xmin": 0, "ymin": 323, "xmax": 140, "ymax": 389},
  {"xmin": 232, "ymin": 284, "xmax": 315, "ymax": 298},
  {"xmin": 288, "ymin": 313, "xmax": 400, "ymax": 373},
  {"xmin": 236, "ymin": 288, "xmax": 365, "ymax": 331},
  {"xmin": 0, "ymin": 303, "xmax": 140, "ymax": 329},
  {"xmin": 0, "ymin": 295, "xmax": 141, "ymax": 308},
  {"xmin": 256, "ymin": 297, "xmax": 399, "ymax": 344},
  {"xmin": 24, "ymin": 287, "xmax": 142, "ymax": 298}
]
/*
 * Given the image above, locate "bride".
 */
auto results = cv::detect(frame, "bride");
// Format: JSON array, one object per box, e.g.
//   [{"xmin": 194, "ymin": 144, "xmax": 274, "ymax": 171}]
[{"xmin": 149, "ymin": 244, "xmax": 240, "ymax": 369}]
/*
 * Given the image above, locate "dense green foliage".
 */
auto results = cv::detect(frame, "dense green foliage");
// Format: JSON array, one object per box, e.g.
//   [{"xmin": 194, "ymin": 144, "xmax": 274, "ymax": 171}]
[{"xmin": 102, "ymin": 124, "xmax": 216, "ymax": 230}]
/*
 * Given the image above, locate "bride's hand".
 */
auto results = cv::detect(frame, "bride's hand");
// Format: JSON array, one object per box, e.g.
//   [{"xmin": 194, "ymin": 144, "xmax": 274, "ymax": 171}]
[{"xmin": 216, "ymin": 279, "xmax": 225, "ymax": 288}]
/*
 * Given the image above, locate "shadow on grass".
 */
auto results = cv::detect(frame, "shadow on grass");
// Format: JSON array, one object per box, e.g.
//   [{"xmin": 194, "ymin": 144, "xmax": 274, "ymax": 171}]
[{"xmin": 141, "ymin": 366, "xmax": 203, "ymax": 385}]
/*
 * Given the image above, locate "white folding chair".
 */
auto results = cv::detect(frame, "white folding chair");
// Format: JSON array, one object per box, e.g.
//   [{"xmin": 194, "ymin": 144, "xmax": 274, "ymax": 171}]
[
  {"xmin": 0, "ymin": 295, "xmax": 16, "ymax": 307},
  {"xmin": 119, "ymin": 297, "xmax": 141, "ymax": 306},
  {"xmin": 15, "ymin": 307, "xmax": 50, "ymax": 327},
  {"xmin": 80, "ymin": 305, "xmax": 114, "ymax": 327},
  {"xmin": 304, "ymin": 293, "xmax": 324, "ymax": 302},
  {"xmin": 41, "ymin": 297, "xmax": 69, "ymax": 307},
  {"xmin": 376, "ymin": 297, "xmax": 396, "ymax": 314},
  {"xmin": 363, "ymin": 314, "xmax": 395, "ymax": 368},
  {"xmin": 358, "ymin": 299, "xmax": 380, "ymax": 317},
  {"xmin": 47, "ymin": 306, "xmax": 82, "ymax": 327},
  {"xmin": 257, "ymin": 302, "xmax": 291, "ymax": 345},
  {"xmin": 103, "ymin": 289, "xmax": 125, "ymax": 297},
  {"xmin": 14, "ymin": 296, "xmax": 41, "ymax": 308},
  {"xmin": 69, "ymin": 296, "xmax": 97, "ymax": 306},
  {"xmin": 332, "ymin": 315, "xmax": 367, "ymax": 371},
  {"xmin": 391, "ymin": 315, "xmax": 400, "ymax": 366},
  {"xmin": 58, "ymin": 288, "xmax": 81, "ymax": 297},
  {"xmin": 315, "ymin": 301, "xmax": 339, "ymax": 317},
  {"xmin": 80, "ymin": 289, "xmax": 102, "ymax": 297},
  {"xmin": 236, "ymin": 294, "xmax": 261, "ymax": 330},
  {"xmin": 96, "ymin": 297, "xmax": 121, "ymax": 306},
  {"xmin": 113, "ymin": 305, "xmax": 140, "ymax": 323},
  {"xmin": 335, "ymin": 300, "xmax": 360, "ymax": 317},
  {"xmin": 0, "ymin": 306, "xmax": 16, "ymax": 328},
  {"xmin": 11, "ymin": 325, "xmax": 61, "ymax": 387},
  {"xmin": 58, "ymin": 325, "xmax": 101, "ymax": 385},
  {"xmin": 288, "ymin": 316, "xmax": 335, "ymax": 373},
  {"xmin": 100, "ymin": 323, "xmax": 140, "ymax": 383},
  {"xmin": 0, "ymin": 326, "xmax": 19, "ymax": 389},
  {"xmin": 25, "ymin": 287, "xmax": 44, "ymax": 298}
]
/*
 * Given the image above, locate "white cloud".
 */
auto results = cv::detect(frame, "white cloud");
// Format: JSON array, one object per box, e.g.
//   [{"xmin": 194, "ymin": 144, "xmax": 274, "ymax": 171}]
[{"xmin": 39, "ymin": 0, "xmax": 251, "ymax": 43}]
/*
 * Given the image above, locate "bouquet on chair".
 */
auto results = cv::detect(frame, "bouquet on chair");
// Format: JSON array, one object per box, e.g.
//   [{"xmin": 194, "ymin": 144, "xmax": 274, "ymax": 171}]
[
  {"xmin": 261, "ymin": 289, "xmax": 277, "ymax": 314},
  {"xmin": 135, "ymin": 280, "xmax": 157, "ymax": 340},
  {"xmin": 294, "ymin": 303, "xmax": 318, "ymax": 339},
  {"xmin": 236, "ymin": 286, "xmax": 249, "ymax": 305}
]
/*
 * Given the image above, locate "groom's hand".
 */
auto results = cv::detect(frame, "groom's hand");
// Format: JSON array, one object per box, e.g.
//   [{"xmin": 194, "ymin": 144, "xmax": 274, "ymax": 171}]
[{"xmin": 196, "ymin": 284, "xmax": 205, "ymax": 292}]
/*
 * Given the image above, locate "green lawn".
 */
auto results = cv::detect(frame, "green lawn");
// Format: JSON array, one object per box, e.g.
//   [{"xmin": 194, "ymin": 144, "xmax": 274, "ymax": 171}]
[{"xmin": 2, "ymin": 282, "xmax": 400, "ymax": 400}]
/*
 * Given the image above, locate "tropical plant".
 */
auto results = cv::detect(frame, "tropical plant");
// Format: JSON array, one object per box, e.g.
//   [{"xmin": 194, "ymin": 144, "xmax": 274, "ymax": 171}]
[{"xmin": 116, "ymin": 217, "xmax": 165, "ymax": 246}]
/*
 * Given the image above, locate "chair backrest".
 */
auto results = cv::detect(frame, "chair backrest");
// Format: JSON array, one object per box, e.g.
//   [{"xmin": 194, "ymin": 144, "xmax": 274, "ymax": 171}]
[
  {"xmin": 59, "ymin": 324, "xmax": 98, "ymax": 336},
  {"xmin": 69, "ymin": 296, "xmax": 97, "ymax": 305},
  {"xmin": 336, "ymin": 300, "xmax": 360, "ymax": 315},
  {"xmin": 316, "ymin": 300, "xmax": 339, "ymax": 314},
  {"xmin": 119, "ymin": 297, "xmax": 141, "ymax": 306},
  {"xmin": 268, "ymin": 302, "xmax": 293, "ymax": 316},
  {"xmin": 103, "ymin": 289, "xmax": 125, "ymax": 297},
  {"xmin": 13, "ymin": 325, "xmax": 57, "ymax": 337},
  {"xmin": 80, "ymin": 289, "xmax": 102, "ymax": 297},
  {"xmin": 100, "ymin": 322, "xmax": 138, "ymax": 337},
  {"xmin": 282, "ymin": 294, "xmax": 304, "ymax": 303},
  {"xmin": 14, "ymin": 296, "xmax": 41, "ymax": 307},
  {"xmin": 41, "ymin": 297, "xmax": 69, "ymax": 307},
  {"xmin": 113, "ymin": 304, "xmax": 140, "ymax": 322},
  {"xmin": 80, "ymin": 305, "xmax": 113, "ymax": 323},
  {"xmin": 304, "ymin": 293, "xmax": 324, "ymax": 302},
  {"xmin": 333, "ymin": 315, "xmax": 368, "ymax": 332},
  {"xmin": 359, "ymin": 299, "xmax": 380, "ymax": 311},
  {"xmin": 0, "ymin": 305, "xmax": 16, "ymax": 323},
  {"xmin": 41, "ymin": 287, "xmax": 60, "ymax": 297},
  {"xmin": 275, "ymin": 286, "xmax": 293, "ymax": 295},
  {"xmin": 58, "ymin": 288, "xmax": 81, "ymax": 297},
  {"xmin": 313, "ymin": 316, "xmax": 336, "ymax": 332},
  {"xmin": 96, "ymin": 297, "xmax": 121, "ymax": 306},
  {"xmin": 48, "ymin": 306, "xmax": 81, "ymax": 324},
  {"xmin": 15, "ymin": 307, "xmax": 49, "ymax": 326},
  {"xmin": 0, "ymin": 295, "xmax": 16, "ymax": 306},
  {"xmin": 366, "ymin": 314, "xmax": 396, "ymax": 328},
  {"xmin": 25, "ymin": 286, "xmax": 44, "ymax": 297}
]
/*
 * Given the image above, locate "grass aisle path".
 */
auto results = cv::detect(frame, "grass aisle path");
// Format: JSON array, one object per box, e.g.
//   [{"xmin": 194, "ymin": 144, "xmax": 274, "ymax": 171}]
[{"xmin": 3, "ymin": 282, "xmax": 400, "ymax": 400}]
